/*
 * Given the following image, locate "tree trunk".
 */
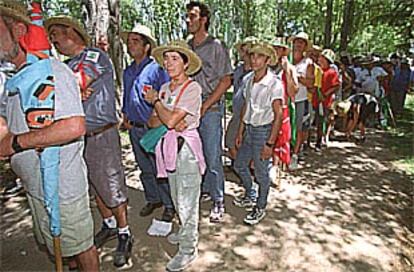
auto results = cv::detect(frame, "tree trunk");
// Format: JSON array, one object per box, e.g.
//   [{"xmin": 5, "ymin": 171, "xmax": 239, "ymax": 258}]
[
  {"xmin": 340, "ymin": 0, "xmax": 354, "ymax": 52},
  {"xmin": 324, "ymin": 0, "xmax": 333, "ymax": 48}
]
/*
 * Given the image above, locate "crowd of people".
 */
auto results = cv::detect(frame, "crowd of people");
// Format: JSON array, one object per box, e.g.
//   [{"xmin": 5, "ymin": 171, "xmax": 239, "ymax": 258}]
[{"xmin": 0, "ymin": 1, "xmax": 413, "ymax": 271}]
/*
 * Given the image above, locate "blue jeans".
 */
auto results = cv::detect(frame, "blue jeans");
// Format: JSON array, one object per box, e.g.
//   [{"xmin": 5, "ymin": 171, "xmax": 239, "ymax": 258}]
[
  {"xmin": 198, "ymin": 110, "xmax": 225, "ymax": 203},
  {"xmin": 129, "ymin": 126, "xmax": 173, "ymax": 209},
  {"xmin": 234, "ymin": 125, "xmax": 271, "ymax": 209}
]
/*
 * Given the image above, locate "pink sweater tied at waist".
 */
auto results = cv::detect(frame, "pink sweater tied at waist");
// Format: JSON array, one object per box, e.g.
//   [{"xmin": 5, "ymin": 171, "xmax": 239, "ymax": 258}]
[{"xmin": 155, "ymin": 129, "xmax": 206, "ymax": 178}]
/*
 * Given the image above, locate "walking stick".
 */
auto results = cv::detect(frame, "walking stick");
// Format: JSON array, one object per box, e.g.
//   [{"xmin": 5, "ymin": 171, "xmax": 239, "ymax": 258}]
[{"xmin": 53, "ymin": 237, "xmax": 63, "ymax": 272}]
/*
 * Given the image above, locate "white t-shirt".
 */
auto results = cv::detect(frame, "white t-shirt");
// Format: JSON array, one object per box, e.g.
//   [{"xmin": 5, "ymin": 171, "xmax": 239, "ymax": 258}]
[
  {"xmin": 242, "ymin": 69, "xmax": 284, "ymax": 126},
  {"xmin": 294, "ymin": 57, "xmax": 312, "ymax": 102}
]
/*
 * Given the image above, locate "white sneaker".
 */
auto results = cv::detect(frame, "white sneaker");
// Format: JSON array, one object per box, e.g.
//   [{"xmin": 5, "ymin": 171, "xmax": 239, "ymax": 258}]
[
  {"xmin": 289, "ymin": 154, "xmax": 298, "ymax": 170},
  {"xmin": 166, "ymin": 250, "xmax": 198, "ymax": 271}
]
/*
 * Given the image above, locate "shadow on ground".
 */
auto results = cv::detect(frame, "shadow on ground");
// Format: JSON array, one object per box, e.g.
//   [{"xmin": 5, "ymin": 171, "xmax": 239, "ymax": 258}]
[{"xmin": 1, "ymin": 110, "xmax": 413, "ymax": 272}]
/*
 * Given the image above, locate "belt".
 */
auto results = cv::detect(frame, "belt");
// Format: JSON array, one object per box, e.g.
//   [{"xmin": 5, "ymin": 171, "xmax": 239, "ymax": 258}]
[
  {"xmin": 128, "ymin": 120, "xmax": 146, "ymax": 128},
  {"xmin": 86, "ymin": 123, "xmax": 117, "ymax": 137}
]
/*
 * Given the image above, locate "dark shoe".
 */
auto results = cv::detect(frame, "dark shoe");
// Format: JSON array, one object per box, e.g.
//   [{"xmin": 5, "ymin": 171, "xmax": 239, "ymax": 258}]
[
  {"xmin": 94, "ymin": 223, "xmax": 117, "ymax": 249},
  {"xmin": 139, "ymin": 202, "xmax": 162, "ymax": 217},
  {"xmin": 244, "ymin": 206, "xmax": 266, "ymax": 225},
  {"xmin": 200, "ymin": 192, "xmax": 212, "ymax": 203},
  {"xmin": 161, "ymin": 208, "xmax": 175, "ymax": 222},
  {"xmin": 113, "ymin": 233, "xmax": 134, "ymax": 267}
]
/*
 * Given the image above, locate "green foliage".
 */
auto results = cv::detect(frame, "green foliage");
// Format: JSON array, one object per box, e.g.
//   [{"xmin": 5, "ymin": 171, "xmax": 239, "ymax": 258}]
[{"xmin": 44, "ymin": 0, "xmax": 412, "ymax": 55}]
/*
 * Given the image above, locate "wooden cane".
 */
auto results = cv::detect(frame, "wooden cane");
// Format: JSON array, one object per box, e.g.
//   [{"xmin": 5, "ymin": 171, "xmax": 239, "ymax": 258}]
[{"xmin": 53, "ymin": 236, "xmax": 63, "ymax": 272}]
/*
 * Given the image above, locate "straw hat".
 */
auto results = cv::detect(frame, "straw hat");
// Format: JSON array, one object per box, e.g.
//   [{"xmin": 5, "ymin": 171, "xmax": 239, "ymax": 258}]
[
  {"xmin": 235, "ymin": 36, "xmax": 259, "ymax": 52},
  {"xmin": 0, "ymin": 0, "xmax": 30, "ymax": 25},
  {"xmin": 270, "ymin": 37, "xmax": 290, "ymax": 50},
  {"xmin": 311, "ymin": 45, "xmax": 323, "ymax": 52},
  {"xmin": 45, "ymin": 16, "xmax": 90, "ymax": 45},
  {"xmin": 333, "ymin": 100, "xmax": 352, "ymax": 116},
  {"xmin": 360, "ymin": 55, "xmax": 376, "ymax": 66},
  {"xmin": 121, "ymin": 24, "xmax": 156, "ymax": 49},
  {"xmin": 249, "ymin": 41, "xmax": 277, "ymax": 66},
  {"xmin": 152, "ymin": 40, "xmax": 202, "ymax": 75},
  {"xmin": 288, "ymin": 32, "xmax": 312, "ymax": 50},
  {"xmin": 321, "ymin": 49, "xmax": 336, "ymax": 64}
]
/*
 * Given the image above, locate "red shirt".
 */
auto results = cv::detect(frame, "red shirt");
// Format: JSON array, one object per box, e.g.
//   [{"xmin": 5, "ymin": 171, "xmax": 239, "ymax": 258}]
[{"xmin": 312, "ymin": 67, "xmax": 339, "ymax": 109}]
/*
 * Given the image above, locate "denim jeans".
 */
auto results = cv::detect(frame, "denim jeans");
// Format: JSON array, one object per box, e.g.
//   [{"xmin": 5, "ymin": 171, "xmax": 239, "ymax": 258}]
[
  {"xmin": 129, "ymin": 126, "xmax": 173, "ymax": 209},
  {"xmin": 198, "ymin": 110, "xmax": 225, "ymax": 203},
  {"xmin": 234, "ymin": 124, "xmax": 271, "ymax": 209}
]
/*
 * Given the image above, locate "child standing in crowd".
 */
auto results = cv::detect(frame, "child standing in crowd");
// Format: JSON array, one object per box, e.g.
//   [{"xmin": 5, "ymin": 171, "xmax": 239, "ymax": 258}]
[{"xmin": 233, "ymin": 42, "xmax": 283, "ymax": 224}]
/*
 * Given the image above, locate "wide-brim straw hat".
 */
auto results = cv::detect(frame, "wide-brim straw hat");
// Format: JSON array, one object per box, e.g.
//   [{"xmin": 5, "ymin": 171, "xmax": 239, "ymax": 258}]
[
  {"xmin": 321, "ymin": 49, "xmax": 336, "ymax": 64},
  {"xmin": 235, "ymin": 36, "xmax": 259, "ymax": 52},
  {"xmin": 271, "ymin": 37, "xmax": 290, "ymax": 50},
  {"xmin": 0, "ymin": 0, "xmax": 30, "ymax": 25},
  {"xmin": 121, "ymin": 24, "xmax": 156, "ymax": 49},
  {"xmin": 249, "ymin": 41, "xmax": 277, "ymax": 66},
  {"xmin": 45, "ymin": 16, "xmax": 90, "ymax": 45},
  {"xmin": 288, "ymin": 32, "xmax": 313, "ymax": 51},
  {"xmin": 152, "ymin": 40, "xmax": 202, "ymax": 75}
]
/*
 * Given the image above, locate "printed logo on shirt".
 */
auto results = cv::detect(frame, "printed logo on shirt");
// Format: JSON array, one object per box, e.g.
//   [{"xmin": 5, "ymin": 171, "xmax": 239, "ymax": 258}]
[
  {"xmin": 85, "ymin": 51, "xmax": 100, "ymax": 63},
  {"xmin": 167, "ymin": 95, "xmax": 176, "ymax": 106}
]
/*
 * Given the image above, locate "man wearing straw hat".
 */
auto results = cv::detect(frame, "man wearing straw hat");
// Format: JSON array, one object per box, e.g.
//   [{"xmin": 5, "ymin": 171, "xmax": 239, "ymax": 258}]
[
  {"xmin": 233, "ymin": 42, "xmax": 283, "ymax": 225},
  {"xmin": 288, "ymin": 32, "xmax": 314, "ymax": 170},
  {"xmin": 186, "ymin": 1, "xmax": 233, "ymax": 223},
  {"xmin": 0, "ymin": 0, "xmax": 98, "ymax": 270},
  {"xmin": 46, "ymin": 16, "xmax": 132, "ymax": 267},
  {"xmin": 120, "ymin": 24, "xmax": 174, "ymax": 224}
]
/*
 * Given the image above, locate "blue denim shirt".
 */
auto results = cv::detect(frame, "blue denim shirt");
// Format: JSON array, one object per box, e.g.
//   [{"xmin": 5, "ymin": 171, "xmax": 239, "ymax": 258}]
[{"xmin": 122, "ymin": 57, "xmax": 169, "ymax": 123}]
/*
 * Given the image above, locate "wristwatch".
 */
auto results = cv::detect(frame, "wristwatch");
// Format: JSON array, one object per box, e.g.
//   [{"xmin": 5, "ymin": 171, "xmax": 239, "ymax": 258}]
[
  {"xmin": 265, "ymin": 142, "xmax": 274, "ymax": 148},
  {"xmin": 12, "ymin": 135, "xmax": 24, "ymax": 153}
]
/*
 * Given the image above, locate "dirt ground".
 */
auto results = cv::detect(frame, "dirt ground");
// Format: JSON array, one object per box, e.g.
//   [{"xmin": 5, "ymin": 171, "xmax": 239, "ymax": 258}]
[{"xmin": 1, "ymin": 127, "xmax": 413, "ymax": 272}]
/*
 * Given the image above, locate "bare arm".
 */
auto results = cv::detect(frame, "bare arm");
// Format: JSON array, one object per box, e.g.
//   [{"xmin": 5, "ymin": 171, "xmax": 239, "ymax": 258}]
[
  {"xmin": 0, "ymin": 116, "xmax": 8, "ymax": 142},
  {"xmin": 235, "ymin": 101, "xmax": 247, "ymax": 148},
  {"xmin": 0, "ymin": 116, "xmax": 86, "ymax": 158},
  {"xmin": 324, "ymin": 85, "xmax": 340, "ymax": 97},
  {"xmin": 260, "ymin": 99, "xmax": 283, "ymax": 160},
  {"xmin": 286, "ymin": 63, "xmax": 299, "ymax": 98},
  {"xmin": 152, "ymin": 101, "xmax": 187, "ymax": 129},
  {"xmin": 201, "ymin": 75, "xmax": 232, "ymax": 116},
  {"xmin": 267, "ymin": 99, "xmax": 283, "ymax": 144},
  {"xmin": 298, "ymin": 63, "xmax": 315, "ymax": 88}
]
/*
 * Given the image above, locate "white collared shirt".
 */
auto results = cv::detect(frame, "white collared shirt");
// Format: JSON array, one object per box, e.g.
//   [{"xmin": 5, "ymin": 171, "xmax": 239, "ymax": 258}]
[{"xmin": 242, "ymin": 69, "xmax": 284, "ymax": 126}]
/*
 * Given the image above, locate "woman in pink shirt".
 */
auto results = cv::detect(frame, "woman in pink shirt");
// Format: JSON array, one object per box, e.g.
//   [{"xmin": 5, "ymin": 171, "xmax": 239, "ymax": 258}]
[{"xmin": 144, "ymin": 40, "xmax": 205, "ymax": 272}]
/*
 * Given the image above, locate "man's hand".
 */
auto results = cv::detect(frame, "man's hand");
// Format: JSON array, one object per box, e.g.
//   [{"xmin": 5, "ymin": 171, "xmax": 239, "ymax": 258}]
[
  {"xmin": 144, "ymin": 88, "xmax": 158, "ymax": 104},
  {"xmin": 235, "ymin": 133, "xmax": 243, "ymax": 149},
  {"xmin": 281, "ymin": 56, "xmax": 289, "ymax": 71},
  {"xmin": 260, "ymin": 144, "xmax": 273, "ymax": 160},
  {"xmin": 122, "ymin": 117, "xmax": 132, "ymax": 130},
  {"xmin": 81, "ymin": 87, "xmax": 94, "ymax": 101},
  {"xmin": 0, "ymin": 133, "xmax": 15, "ymax": 159},
  {"xmin": 174, "ymin": 120, "xmax": 188, "ymax": 132}
]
